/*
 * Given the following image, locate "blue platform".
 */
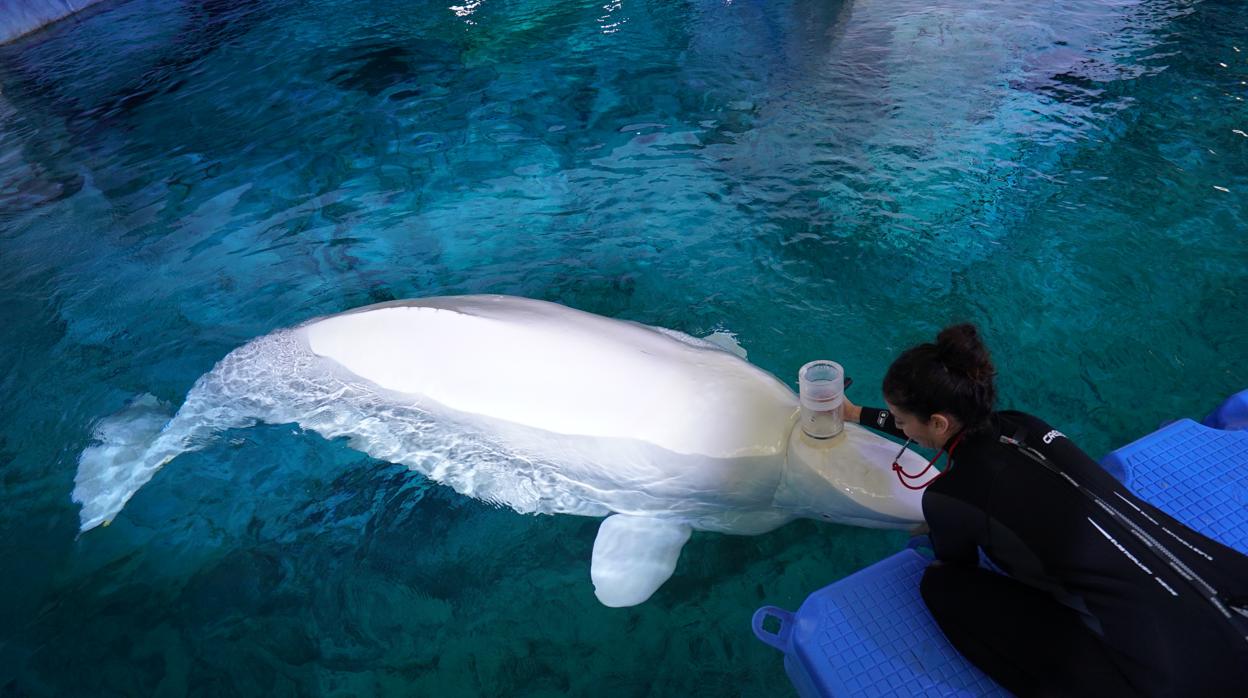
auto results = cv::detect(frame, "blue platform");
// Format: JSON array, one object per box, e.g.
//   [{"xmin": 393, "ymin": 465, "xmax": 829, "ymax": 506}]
[
  {"xmin": 753, "ymin": 388, "xmax": 1248, "ymax": 697},
  {"xmin": 753, "ymin": 541, "xmax": 1009, "ymax": 698},
  {"xmin": 1101, "ymin": 418, "xmax": 1248, "ymax": 553}
]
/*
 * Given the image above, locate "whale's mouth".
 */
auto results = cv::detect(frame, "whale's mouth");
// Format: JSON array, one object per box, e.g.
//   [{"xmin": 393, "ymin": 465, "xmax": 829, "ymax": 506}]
[
  {"xmin": 774, "ymin": 458, "xmax": 901, "ymax": 528},
  {"xmin": 777, "ymin": 422, "xmax": 929, "ymax": 528}
]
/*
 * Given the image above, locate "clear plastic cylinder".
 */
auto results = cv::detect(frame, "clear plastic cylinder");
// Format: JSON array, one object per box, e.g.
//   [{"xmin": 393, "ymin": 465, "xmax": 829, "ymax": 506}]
[{"xmin": 798, "ymin": 360, "xmax": 845, "ymax": 439}]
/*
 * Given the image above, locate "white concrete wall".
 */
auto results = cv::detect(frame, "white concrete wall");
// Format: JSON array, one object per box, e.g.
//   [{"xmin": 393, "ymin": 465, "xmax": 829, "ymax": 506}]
[{"xmin": 1, "ymin": 0, "xmax": 110, "ymax": 45}]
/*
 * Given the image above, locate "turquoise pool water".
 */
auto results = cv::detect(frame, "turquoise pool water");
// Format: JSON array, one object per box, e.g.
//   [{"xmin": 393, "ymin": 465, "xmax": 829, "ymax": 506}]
[{"xmin": 1, "ymin": 0, "xmax": 1245, "ymax": 694}]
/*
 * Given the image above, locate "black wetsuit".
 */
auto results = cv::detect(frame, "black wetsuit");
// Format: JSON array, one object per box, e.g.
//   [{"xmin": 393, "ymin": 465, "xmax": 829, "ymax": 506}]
[{"xmin": 860, "ymin": 407, "xmax": 1248, "ymax": 697}]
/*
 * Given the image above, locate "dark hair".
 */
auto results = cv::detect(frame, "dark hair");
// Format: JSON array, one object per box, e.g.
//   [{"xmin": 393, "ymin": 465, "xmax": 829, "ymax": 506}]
[{"xmin": 882, "ymin": 323, "xmax": 996, "ymax": 430}]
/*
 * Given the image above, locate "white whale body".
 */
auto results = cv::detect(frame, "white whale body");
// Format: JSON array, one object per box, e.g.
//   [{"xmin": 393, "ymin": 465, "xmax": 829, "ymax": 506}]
[{"xmin": 73, "ymin": 295, "xmax": 933, "ymax": 606}]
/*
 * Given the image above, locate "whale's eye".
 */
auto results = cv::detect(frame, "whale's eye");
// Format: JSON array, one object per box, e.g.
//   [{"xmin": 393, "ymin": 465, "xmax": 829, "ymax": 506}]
[{"xmin": 821, "ymin": 514, "xmax": 832, "ymax": 520}]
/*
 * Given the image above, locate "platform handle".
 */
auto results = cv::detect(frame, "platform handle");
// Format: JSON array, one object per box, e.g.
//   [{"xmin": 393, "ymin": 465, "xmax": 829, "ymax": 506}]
[{"xmin": 751, "ymin": 605, "xmax": 794, "ymax": 652}]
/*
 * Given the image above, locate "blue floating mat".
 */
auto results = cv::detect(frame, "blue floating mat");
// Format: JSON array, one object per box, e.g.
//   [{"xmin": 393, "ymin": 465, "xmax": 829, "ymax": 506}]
[
  {"xmin": 752, "ymin": 545, "xmax": 1010, "ymax": 698},
  {"xmin": 1100, "ymin": 417, "xmax": 1248, "ymax": 554},
  {"xmin": 754, "ymin": 388, "xmax": 1248, "ymax": 697}
]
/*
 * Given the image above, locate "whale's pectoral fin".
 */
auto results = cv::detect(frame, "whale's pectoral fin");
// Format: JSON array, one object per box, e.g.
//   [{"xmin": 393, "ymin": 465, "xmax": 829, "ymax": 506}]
[
  {"xmin": 702, "ymin": 331, "xmax": 748, "ymax": 359},
  {"xmin": 591, "ymin": 515, "xmax": 692, "ymax": 607}
]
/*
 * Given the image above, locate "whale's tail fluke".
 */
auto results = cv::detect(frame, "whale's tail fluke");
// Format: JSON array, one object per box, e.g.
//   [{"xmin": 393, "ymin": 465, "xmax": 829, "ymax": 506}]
[
  {"xmin": 71, "ymin": 331, "xmax": 345, "ymax": 533},
  {"xmin": 73, "ymin": 394, "xmax": 176, "ymax": 531},
  {"xmin": 72, "ymin": 387, "xmax": 257, "ymax": 532}
]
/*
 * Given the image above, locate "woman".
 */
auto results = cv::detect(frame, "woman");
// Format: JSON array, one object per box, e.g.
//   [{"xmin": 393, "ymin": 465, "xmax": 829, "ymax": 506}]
[{"xmin": 843, "ymin": 323, "xmax": 1248, "ymax": 697}]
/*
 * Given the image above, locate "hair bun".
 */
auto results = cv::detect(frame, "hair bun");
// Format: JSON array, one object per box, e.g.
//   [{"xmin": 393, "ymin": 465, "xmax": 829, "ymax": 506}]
[
  {"xmin": 936, "ymin": 323, "xmax": 994, "ymax": 381},
  {"xmin": 883, "ymin": 323, "xmax": 997, "ymax": 427}
]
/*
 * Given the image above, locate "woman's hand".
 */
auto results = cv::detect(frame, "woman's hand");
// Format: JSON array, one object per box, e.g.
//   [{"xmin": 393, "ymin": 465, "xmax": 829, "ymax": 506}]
[{"xmin": 842, "ymin": 396, "xmax": 862, "ymax": 424}]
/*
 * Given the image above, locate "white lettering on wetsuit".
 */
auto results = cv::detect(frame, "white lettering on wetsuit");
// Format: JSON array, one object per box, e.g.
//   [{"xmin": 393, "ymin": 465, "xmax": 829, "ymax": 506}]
[
  {"xmin": 1113, "ymin": 491, "xmax": 1215, "ymax": 562},
  {"xmin": 1088, "ymin": 517, "xmax": 1153, "ymax": 575},
  {"xmin": 1154, "ymin": 577, "xmax": 1179, "ymax": 597},
  {"xmin": 1088, "ymin": 517, "xmax": 1181, "ymax": 597},
  {"xmin": 1042, "ymin": 429, "xmax": 1065, "ymax": 444}
]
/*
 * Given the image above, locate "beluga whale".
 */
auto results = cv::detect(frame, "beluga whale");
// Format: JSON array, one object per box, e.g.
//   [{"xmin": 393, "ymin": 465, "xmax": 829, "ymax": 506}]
[{"xmin": 73, "ymin": 295, "xmax": 934, "ymax": 606}]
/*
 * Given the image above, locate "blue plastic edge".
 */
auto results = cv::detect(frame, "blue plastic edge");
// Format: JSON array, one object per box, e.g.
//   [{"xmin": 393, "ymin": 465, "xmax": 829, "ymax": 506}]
[
  {"xmin": 1102, "ymin": 388, "xmax": 1248, "ymax": 484},
  {"xmin": 1098, "ymin": 418, "xmax": 1204, "ymax": 488},
  {"xmin": 784, "ymin": 655, "xmax": 824, "ymax": 698},
  {"xmin": 1204, "ymin": 388, "xmax": 1248, "ymax": 431}
]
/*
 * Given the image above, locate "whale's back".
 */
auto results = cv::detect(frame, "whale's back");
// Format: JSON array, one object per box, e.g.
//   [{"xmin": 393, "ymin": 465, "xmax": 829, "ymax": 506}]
[{"xmin": 298, "ymin": 296, "xmax": 797, "ymax": 459}]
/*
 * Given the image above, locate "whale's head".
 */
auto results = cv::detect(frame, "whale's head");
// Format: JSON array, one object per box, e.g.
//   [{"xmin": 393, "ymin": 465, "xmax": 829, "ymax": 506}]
[{"xmin": 773, "ymin": 424, "xmax": 931, "ymax": 529}]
